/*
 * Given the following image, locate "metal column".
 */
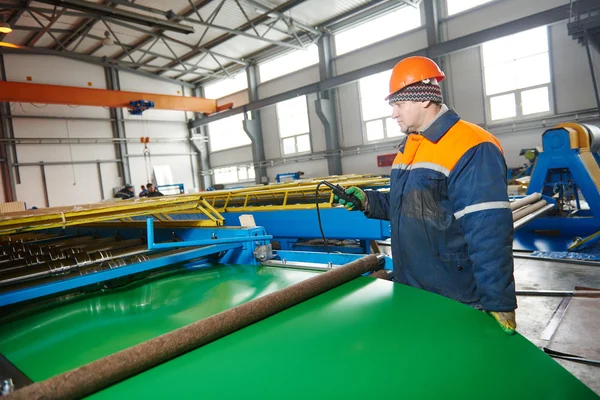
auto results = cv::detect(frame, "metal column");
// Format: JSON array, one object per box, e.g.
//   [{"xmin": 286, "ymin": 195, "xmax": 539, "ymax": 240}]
[
  {"xmin": 192, "ymin": 87, "xmax": 213, "ymax": 190},
  {"xmin": 316, "ymin": 33, "xmax": 342, "ymax": 176},
  {"xmin": 585, "ymin": 36, "xmax": 600, "ymax": 110},
  {"xmin": 0, "ymin": 54, "xmax": 17, "ymax": 202},
  {"xmin": 424, "ymin": 0, "xmax": 449, "ymax": 105},
  {"xmin": 244, "ymin": 62, "xmax": 267, "ymax": 184},
  {"xmin": 104, "ymin": 65, "xmax": 132, "ymax": 185}
]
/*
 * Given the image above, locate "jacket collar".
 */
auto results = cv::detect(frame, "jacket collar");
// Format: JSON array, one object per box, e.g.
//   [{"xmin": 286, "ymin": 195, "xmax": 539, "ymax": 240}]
[{"xmin": 415, "ymin": 105, "xmax": 461, "ymax": 143}]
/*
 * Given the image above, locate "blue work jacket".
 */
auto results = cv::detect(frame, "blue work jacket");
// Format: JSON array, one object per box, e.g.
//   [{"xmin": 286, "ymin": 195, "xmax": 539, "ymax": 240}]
[{"xmin": 365, "ymin": 109, "xmax": 517, "ymax": 312}]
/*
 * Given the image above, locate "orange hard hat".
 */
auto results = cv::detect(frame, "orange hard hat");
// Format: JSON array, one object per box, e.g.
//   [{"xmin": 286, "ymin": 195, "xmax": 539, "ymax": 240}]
[{"xmin": 386, "ymin": 56, "xmax": 445, "ymax": 100}]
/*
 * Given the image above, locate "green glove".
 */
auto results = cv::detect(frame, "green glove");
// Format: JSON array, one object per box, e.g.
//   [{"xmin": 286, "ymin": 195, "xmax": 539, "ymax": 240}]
[
  {"xmin": 333, "ymin": 186, "xmax": 366, "ymax": 211},
  {"xmin": 488, "ymin": 311, "xmax": 517, "ymax": 335}
]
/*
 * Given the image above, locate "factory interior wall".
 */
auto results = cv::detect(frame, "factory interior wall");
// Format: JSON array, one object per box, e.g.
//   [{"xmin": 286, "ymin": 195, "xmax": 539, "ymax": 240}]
[
  {"xmin": 2, "ymin": 56, "xmax": 198, "ymax": 207},
  {"xmin": 3, "ymin": 0, "xmax": 600, "ymax": 206},
  {"xmin": 203, "ymin": 0, "xmax": 600, "ymax": 180},
  {"xmin": 119, "ymin": 72, "xmax": 197, "ymax": 194}
]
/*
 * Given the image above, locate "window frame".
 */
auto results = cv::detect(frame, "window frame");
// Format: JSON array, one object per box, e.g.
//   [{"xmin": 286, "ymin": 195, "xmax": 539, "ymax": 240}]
[
  {"xmin": 276, "ymin": 96, "xmax": 312, "ymax": 156},
  {"xmin": 258, "ymin": 44, "xmax": 320, "ymax": 83},
  {"xmin": 362, "ymin": 116, "xmax": 405, "ymax": 144},
  {"xmin": 333, "ymin": 5, "xmax": 422, "ymax": 56},
  {"xmin": 213, "ymin": 164, "xmax": 256, "ymax": 185},
  {"xmin": 444, "ymin": 0, "xmax": 498, "ymax": 17},
  {"xmin": 480, "ymin": 26, "xmax": 555, "ymax": 125},
  {"xmin": 207, "ymin": 113, "xmax": 251, "ymax": 153}
]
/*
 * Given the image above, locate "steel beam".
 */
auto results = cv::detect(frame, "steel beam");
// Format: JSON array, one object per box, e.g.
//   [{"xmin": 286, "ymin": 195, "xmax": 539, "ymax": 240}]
[
  {"xmin": 189, "ymin": 4, "xmax": 570, "ymax": 128},
  {"xmin": 24, "ymin": 7, "xmax": 67, "ymax": 47},
  {"xmin": 157, "ymin": 0, "xmax": 310, "ymax": 76},
  {"xmin": 0, "ymin": 81, "xmax": 216, "ymax": 112},
  {"xmin": 243, "ymin": 0, "xmax": 319, "ymax": 35},
  {"xmin": 0, "ymin": 54, "xmax": 18, "ymax": 201},
  {"xmin": 316, "ymin": 33, "xmax": 341, "ymax": 176},
  {"xmin": 104, "ymin": 66, "xmax": 131, "ymax": 185},
  {"xmin": 34, "ymin": 0, "xmax": 195, "ymax": 34},
  {"xmin": 0, "ymin": 1, "xmax": 31, "ymax": 42},
  {"xmin": 244, "ymin": 63, "xmax": 267, "ymax": 184}
]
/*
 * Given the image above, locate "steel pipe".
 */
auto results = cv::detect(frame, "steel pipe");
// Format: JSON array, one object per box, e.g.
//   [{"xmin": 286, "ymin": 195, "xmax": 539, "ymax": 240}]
[
  {"xmin": 512, "ymin": 199, "xmax": 548, "ymax": 222},
  {"xmin": 514, "ymin": 204, "xmax": 555, "ymax": 230},
  {"xmin": 510, "ymin": 193, "xmax": 542, "ymax": 211}
]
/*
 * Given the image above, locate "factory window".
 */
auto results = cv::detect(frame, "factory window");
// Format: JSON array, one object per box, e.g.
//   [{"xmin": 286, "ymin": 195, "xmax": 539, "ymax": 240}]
[
  {"xmin": 276, "ymin": 96, "xmax": 311, "ymax": 155},
  {"xmin": 482, "ymin": 26, "xmax": 552, "ymax": 122},
  {"xmin": 359, "ymin": 70, "xmax": 403, "ymax": 142},
  {"xmin": 446, "ymin": 0, "xmax": 495, "ymax": 16},
  {"xmin": 334, "ymin": 6, "xmax": 421, "ymax": 56},
  {"xmin": 203, "ymin": 72, "xmax": 247, "ymax": 99},
  {"xmin": 207, "ymin": 113, "xmax": 251, "ymax": 152},
  {"xmin": 213, "ymin": 165, "xmax": 255, "ymax": 185},
  {"xmin": 259, "ymin": 44, "xmax": 319, "ymax": 83}
]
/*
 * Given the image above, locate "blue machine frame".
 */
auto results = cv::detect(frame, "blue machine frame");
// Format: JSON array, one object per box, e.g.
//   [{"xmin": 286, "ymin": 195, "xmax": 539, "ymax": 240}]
[
  {"xmin": 223, "ymin": 207, "xmax": 391, "ymax": 253},
  {"xmin": 0, "ymin": 220, "xmax": 393, "ymax": 307},
  {"xmin": 514, "ymin": 124, "xmax": 600, "ymax": 252}
]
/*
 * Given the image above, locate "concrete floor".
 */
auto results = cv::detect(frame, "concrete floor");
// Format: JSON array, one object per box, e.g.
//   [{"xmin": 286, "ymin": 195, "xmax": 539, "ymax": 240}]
[
  {"xmin": 378, "ymin": 243, "xmax": 600, "ymax": 394},
  {"xmin": 514, "ymin": 257, "xmax": 600, "ymax": 395}
]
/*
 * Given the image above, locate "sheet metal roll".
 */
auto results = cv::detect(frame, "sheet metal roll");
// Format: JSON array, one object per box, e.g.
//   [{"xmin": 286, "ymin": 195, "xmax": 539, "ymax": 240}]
[
  {"xmin": 584, "ymin": 124, "xmax": 600, "ymax": 153},
  {"xmin": 8, "ymin": 254, "xmax": 384, "ymax": 400}
]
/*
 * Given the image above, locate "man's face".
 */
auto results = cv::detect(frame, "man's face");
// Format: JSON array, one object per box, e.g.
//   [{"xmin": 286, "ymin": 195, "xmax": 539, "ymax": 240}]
[{"xmin": 390, "ymin": 101, "xmax": 424, "ymax": 134}]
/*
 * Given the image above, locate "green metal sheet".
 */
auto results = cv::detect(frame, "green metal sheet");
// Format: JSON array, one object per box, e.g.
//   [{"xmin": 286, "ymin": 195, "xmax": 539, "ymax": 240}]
[
  {"xmin": 88, "ymin": 277, "xmax": 597, "ymax": 399},
  {"xmin": 0, "ymin": 265, "xmax": 318, "ymax": 381}
]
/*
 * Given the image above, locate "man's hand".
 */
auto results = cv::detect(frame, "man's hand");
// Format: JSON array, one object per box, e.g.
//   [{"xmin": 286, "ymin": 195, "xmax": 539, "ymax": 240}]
[
  {"xmin": 333, "ymin": 187, "xmax": 366, "ymax": 211},
  {"xmin": 488, "ymin": 311, "xmax": 516, "ymax": 335}
]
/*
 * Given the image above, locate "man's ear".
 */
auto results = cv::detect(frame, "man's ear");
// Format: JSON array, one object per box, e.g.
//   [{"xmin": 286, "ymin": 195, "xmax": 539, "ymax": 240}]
[{"xmin": 421, "ymin": 100, "xmax": 432, "ymax": 109}]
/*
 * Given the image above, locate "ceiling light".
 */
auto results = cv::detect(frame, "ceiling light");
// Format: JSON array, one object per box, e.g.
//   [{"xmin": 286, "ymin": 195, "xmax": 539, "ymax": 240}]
[
  {"xmin": 0, "ymin": 18, "xmax": 12, "ymax": 34},
  {"xmin": 102, "ymin": 31, "xmax": 114, "ymax": 46}
]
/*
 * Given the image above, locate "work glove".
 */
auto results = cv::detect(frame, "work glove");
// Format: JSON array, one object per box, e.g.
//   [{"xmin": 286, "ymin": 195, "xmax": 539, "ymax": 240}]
[
  {"xmin": 488, "ymin": 311, "xmax": 517, "ymax": 335},
  {"xmin": 333, "ymin": 186, "xmax": 366, "ymax": 211}
]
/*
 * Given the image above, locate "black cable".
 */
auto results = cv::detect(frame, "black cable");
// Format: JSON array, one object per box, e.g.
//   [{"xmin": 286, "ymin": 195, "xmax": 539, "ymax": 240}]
[{"xmin": 315, "ymin": 181, "xmax": 330, "ymax": 253}]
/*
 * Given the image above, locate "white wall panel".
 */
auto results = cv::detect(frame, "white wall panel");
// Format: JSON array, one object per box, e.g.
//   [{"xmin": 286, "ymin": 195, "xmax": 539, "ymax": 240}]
[
  {"xmin": 267, "ymin": 159, "xmax": 328, "ymax": 180},
  {"xmin": 550, "ymin": 23, "xmax": 599, "ymax": 113},
  {"xmin": 15, "ymin": 166, "xmax": 46, "ymax": 209},
  {"xmin": 342, "ymin": 150, "xmax": 399, "ymax": 176},
  {"xmin": 209, "ymin": 146, "xmax": 253, "ymax": 168},
  {"xmin": 337, "ymin": 82, "xmax": 363, "ymax": 148},
  {"xmin": 4, "ymin": 54, "xmax": 106, "ymax": 87},
  {"xmin": 45, "ymin": 164, "xmax": 102, "ymax": 207},
  {"xmin": 258, "ymin": 66, "xmax": 320, "ymax": 99},
  {"xmin": 446, "ymin": 48, "xmax": 486, "ymax": 124}
]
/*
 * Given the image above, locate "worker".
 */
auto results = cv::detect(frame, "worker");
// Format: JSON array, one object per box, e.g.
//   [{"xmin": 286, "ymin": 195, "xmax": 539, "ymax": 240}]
[
  {"xmin": 139, "ymin": 185, "xmax": 148, "ymax": 197},
  {"xmin": 114, "ymin": 184, "xmax": 135, "ymax": 200},
  {"xmin": 337, "ymin": 57, "xmax": 517, "ymax": 334},
  {"xmin": 146, "ymin": 183, "xmax": 164, "ymax": 197}
]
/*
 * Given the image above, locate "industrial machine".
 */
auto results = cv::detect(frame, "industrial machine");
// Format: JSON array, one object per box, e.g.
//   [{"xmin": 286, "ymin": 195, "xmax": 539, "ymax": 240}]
[
  {"xmin": 0, "ymin": 193, "xmax": 596, "ymax": 399},
  {"xmin": 513, "ymin": 123, "xmax": 600, "ymax": 255}
]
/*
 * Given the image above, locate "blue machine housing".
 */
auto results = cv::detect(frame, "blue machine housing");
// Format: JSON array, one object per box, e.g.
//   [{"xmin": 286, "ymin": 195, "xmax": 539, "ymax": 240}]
[{"xmin": 514, "ymin": 124, "xmax": 600, "ymax": 252}]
